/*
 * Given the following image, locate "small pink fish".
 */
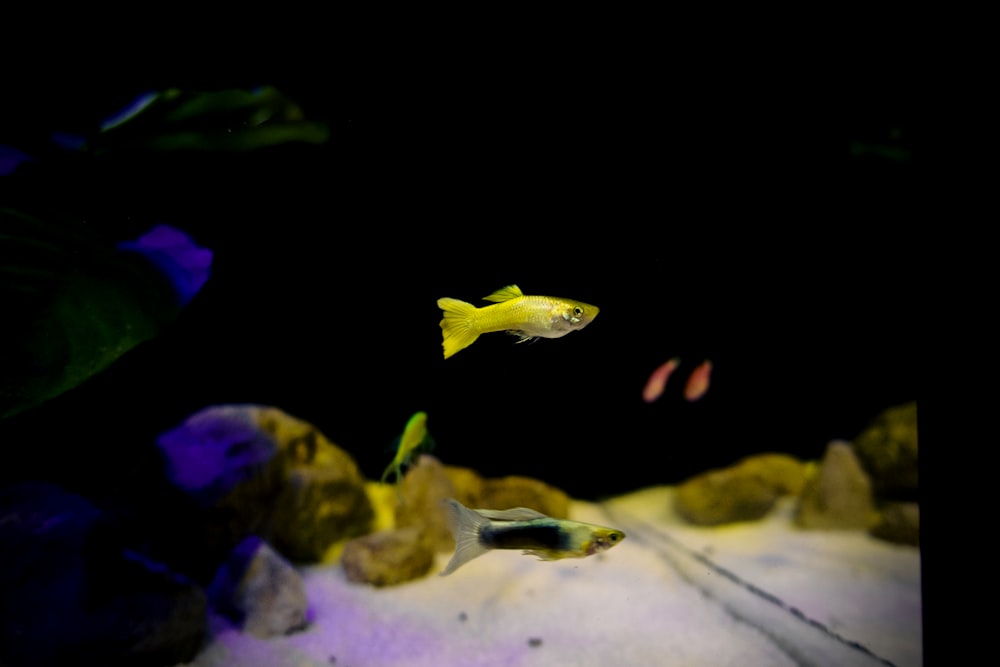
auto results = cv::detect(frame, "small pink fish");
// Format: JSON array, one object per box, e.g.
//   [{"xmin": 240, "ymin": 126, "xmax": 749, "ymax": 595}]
[
  {"xmin": 643, "ymin": 357, "xmax": 681, "ymax": 403},
  {"xmin": 684, "ymin": 359, "xmax": 712, "ymax": 401}
]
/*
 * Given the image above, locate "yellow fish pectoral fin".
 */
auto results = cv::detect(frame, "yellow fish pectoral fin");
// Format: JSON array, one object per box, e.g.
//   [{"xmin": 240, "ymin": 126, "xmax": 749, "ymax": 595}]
[
  {"xmin": 482, "ymin": 284, "xmax": 523, "ymax": 303},
  {"xmin": 507, "ymin": 331, "xmax": 536, "ymax": 345},
  {"xmin": 438, "ymin": 297, "xmax": 480, "ymax": 359}
]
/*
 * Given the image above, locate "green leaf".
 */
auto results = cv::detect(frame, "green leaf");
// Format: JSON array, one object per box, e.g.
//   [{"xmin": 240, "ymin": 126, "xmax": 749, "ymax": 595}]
[
  {"xmin": 88, "ymin": 86, "xmax": 331, "ymax": 154},
  {"xmin": 0, "ymin": 207, "xmax": 208, "ymax": 419}
]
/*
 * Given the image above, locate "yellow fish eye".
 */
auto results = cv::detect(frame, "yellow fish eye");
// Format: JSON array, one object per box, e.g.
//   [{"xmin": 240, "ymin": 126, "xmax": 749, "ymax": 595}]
[{"xmin": 573, "ymin": 306, "xmax": 584, "ymax": 317}]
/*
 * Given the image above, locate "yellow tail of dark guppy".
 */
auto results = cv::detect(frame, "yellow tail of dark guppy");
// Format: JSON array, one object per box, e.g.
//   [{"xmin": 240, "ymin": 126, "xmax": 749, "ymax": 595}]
[{"xmin": 437, "ymin": 297, "xmax": 480, "ymax": 359}]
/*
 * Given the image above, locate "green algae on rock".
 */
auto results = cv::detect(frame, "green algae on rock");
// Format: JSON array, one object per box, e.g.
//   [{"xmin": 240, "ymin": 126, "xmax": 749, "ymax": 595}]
[
  {"xmin": 673, "ymin": 453, "xmax": 808, "ymax": 526},
  {"xmin": 157, "ymin": 404, "xmax": 375, "ymax": 564},
  {"xmin": 869, "ymin": 501, "xmax": 919, "ymax": 546},
  {"xmin": 851, "ymin": 401, "xmax": 917, "ymax": 497}
]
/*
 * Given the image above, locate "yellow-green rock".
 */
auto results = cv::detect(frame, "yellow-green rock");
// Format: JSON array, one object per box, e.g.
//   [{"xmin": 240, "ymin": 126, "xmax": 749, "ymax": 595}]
[
  {"xmin": 851, "ymin": 401, "xmax": 918, "ymax": 496},
  {"xmin": 157, "ymin": 404, "xmax": 375, "ymax": 565},
  {"xmin": 673, "ymin": 452, "xmax": 808, "ymax": 526},
  {"xmin": 674, "ymin": 468, "xmax": 778, "ymax": 526},
  {"xmin": 870, "ymin": 501, "xmax": 919, "ymax": 546},
  {"xmin": 481, "ymin": 476, "xmax": 570, "ymax": 520}
]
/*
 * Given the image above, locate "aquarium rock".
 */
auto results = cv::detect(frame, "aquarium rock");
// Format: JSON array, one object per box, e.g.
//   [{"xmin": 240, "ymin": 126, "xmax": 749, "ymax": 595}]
[
  {"xmin": 672, "ymin": 452, "xmax": 808, "ymax": 526},
  {"xmin": 341, "ymin": 526, "xmax": 436, "ymax": 586},
  {"xmin": 729, "ymin": 452, "xmax": 809, "ymax": 495},
  {"xmin": 480, "ymin": 475, "xmax": 571, "ymax": 519},
  {"xmin": 178, "ymin": 487, "xmax": 922, "ymax": 667},
  {"xmin": 674, "ymin": 470, "xmax": 777, "ymax": 525},
  {"xmin": 439, "ymin": 460, "xmax": 487, "ymax": 501},
  {"xmin": 394, "ymin": 455, "xmax": 464, "ymax": 552},
  {"xmin": 344, "ymin": 456, "xmax": 577, "ymax": 586},
  {"xmin": 390, "ymin": 456, "xmax": 573, "ymax": 555},
  {"xmin": 207, "ymin": 535, "xmax": 308, "ymax": 638},
  {"xmin": 869, "ymin": 500, "xmax": 920, "ymax": 546},
  {"xmin": 851, "ymin": 401, "xmax": 918, "ymax": 497},
  {"xmin": 795, "ymin": 440, "xmax": 877, "ymax": 530},
  {"xmin": 0, "ymin": 482, "xmax": 207, "ymax": 667},
  {"xmin": 157, "ymin": 404, "xmax": 374, "ymax": 564}
]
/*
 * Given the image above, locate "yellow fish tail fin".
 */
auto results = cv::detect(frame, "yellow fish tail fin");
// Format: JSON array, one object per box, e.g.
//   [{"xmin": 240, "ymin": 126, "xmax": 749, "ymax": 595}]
[
  {"xmin": 481, "ymin": 284, "xmax": 523, "ymax": 303},
  {"xmin": 438, "ymin": 297, "xmax": 480, "ymax": 359}
]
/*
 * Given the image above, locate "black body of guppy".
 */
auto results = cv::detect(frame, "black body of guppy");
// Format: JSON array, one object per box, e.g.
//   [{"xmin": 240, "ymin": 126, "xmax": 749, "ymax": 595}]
[{"xmin": 482, "ymin": 522, "xmax": 570, "ymax": 551}]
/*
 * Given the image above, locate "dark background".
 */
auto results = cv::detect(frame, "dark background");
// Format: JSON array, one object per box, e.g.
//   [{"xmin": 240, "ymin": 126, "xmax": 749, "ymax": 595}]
[{"xmin": 0, "ymin": 50, "xmax": 921, "ymax": 501}]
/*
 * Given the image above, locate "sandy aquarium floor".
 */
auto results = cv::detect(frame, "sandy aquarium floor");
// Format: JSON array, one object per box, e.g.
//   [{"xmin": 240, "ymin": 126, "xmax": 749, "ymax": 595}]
[{"xmin": 179, "ymin": 487, "xmax": 922, "ymax": 667}]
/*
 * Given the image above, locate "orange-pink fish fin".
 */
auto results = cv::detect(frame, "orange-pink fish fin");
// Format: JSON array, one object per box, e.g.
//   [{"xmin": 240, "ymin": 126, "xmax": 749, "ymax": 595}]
[
  {"xmin": 643, "ymin": 357, "xmax": 680, "ymax": 403},
  {"xmin": 684, "ymin": 359, "xmax": 713, "ymax": 401}
]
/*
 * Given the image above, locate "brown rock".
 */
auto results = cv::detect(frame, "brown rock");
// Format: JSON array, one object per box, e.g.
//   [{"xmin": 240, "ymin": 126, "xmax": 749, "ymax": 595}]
[
  {"xmin": 851, "ymin": 401, "xmax": 918, "ymax": 496},
  {"xmin": 795, "ymin": 441, "xmax": 877, "ymax": 530},
  {"xmin": 443, "ymin": 464, "xmax": 487, "ymax": 506},
  {"xmin": 393, "ymin": 460, "xmax": 570, "ymax": 553},
  {"xmin": 395, "ymin": 455, "xmax": 460, "ymax": 552},
  {"xmin": 341, "ymin": 527, "xmax": 436, "ymax": 587},
  {"xmin": 338, "ymin": 457, "xmax": 466, "ymax": 587},
  {"xmin": 356, "ymin": 460, "xmax": 572, "ymax": 586},
  {"xmin": 870, "ymin": 502, "xmax": 919, "ymax": 546},
  {"xmin": 157, "ymin": 404, "xmax": 375, "ymax": 564}
]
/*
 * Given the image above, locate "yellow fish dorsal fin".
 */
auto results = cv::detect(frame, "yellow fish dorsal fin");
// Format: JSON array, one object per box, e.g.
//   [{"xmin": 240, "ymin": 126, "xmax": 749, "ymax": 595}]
[
  {"xmin": 475, "ymin": 507, "xmax": 548, "ymax": 521},
  {"xmin": 482, "ymin": 285, "xmax": 524, "ymax": 303}
]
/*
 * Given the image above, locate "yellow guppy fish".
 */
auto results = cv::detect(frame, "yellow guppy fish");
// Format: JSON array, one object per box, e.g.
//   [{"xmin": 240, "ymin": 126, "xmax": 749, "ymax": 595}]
[
  {"xmin": 380, "ymin": 411, "xmax": 434, "ymax": 487},
  {"xmin": 437, "ymin": 284, "xmax": 599, "ymax": 359},
  {"xmin": 439, "ymin": 498, "xmax": 626, "ymax": 575}
]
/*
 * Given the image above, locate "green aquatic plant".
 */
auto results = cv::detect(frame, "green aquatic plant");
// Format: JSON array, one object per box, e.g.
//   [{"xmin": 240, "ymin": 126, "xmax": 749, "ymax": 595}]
[
  {"xmin": 0, "ymin": 85, "xmax": 331, "ymax": 419},
  {"xmin": 0, "ymin": 208, "xmax": 212, "ymax": 419},
  {"xmin": 87, "ymin": 86, "xmax": 331, "ymax": 154}
]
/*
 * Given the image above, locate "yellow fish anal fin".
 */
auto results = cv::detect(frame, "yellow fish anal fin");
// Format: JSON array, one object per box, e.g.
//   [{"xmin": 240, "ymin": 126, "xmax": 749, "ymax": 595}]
[{"xmin": 481, "ymin": 285, "xmax": 524, "ymax": 303}]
